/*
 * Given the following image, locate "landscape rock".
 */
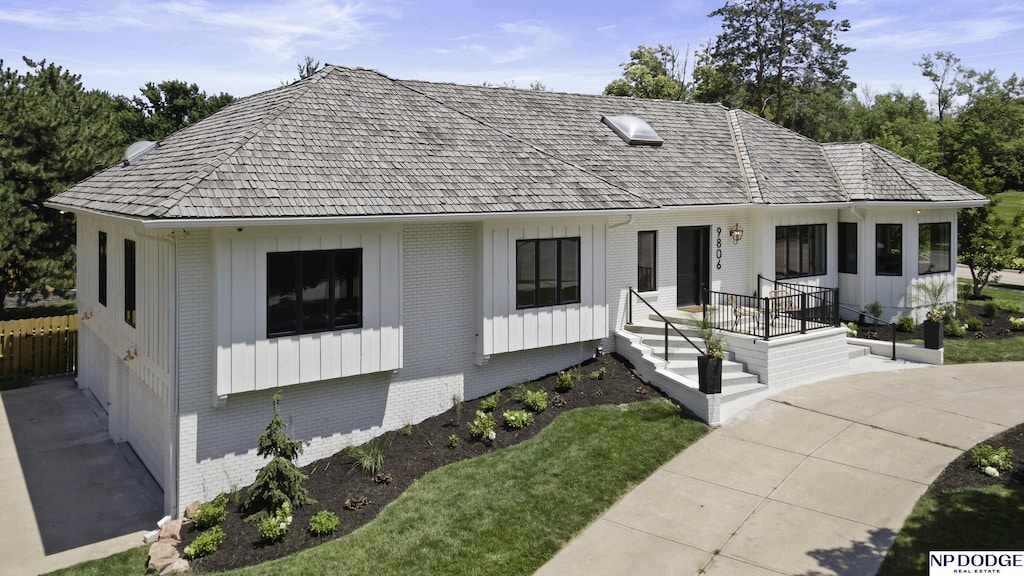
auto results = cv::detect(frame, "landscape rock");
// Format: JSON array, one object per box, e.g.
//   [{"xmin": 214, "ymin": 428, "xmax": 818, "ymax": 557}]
[
  {"xmin": 159, "ymin": 557, "xmax": 190, "ymax": 575},
  {"xmin": 184, "ymin": 501, "xmax": 201, "ymax": 519},
  {"xmin": 147, "ymin": 541, "xmax": 180, "ymax": 574},
  {"xmin": 158, "ymin": 518, "xmax": 184, "ymax": 541}
]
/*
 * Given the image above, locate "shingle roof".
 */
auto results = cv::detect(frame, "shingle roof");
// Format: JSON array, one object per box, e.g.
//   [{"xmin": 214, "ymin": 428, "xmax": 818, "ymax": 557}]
[
  {"xmin": 49, "ymin": 66, "xmax": 986, "ymax": 220},
  {"xmin": 822, "ymin": 142, "xmax": 984, "ymax": 202}
]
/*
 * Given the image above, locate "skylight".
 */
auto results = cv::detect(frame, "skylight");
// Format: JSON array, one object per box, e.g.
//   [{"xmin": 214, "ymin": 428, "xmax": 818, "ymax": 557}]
[{"xmin": 601, "ymin": 115, "xmax": 663, "ymax": 146}]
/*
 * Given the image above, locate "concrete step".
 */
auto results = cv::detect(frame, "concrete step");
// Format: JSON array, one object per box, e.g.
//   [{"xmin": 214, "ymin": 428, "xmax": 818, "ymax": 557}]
[
  {"xmin": 721, "ymin": 381, "xmax": 769, "ymax": 400},
  {"xmin": 847, "ymin": 344, "xmax": 870, "ymax": 359},
  {"xmin": 665, "ymin": 359, "xmax": 749, "ymax": 376},
  {"xmin": 625, "ymin": 320, "xmax": 703, "ymax": 339}
]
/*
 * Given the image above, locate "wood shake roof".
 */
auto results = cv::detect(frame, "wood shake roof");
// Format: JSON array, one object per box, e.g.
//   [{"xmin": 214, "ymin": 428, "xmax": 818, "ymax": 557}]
[{"xmin": 49, "ymin": 66, "xmax": 986, "ymax": 220}]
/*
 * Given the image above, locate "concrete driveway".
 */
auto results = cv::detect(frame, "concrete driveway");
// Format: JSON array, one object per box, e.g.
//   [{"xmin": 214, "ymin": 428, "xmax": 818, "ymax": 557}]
[
  {"xmin": 0, "ymin": 376, "xmax": 162, "ymax": 576},
  {"xmin": 537, "ymin": 361, "xmax": 1024, "ymax": 576}
]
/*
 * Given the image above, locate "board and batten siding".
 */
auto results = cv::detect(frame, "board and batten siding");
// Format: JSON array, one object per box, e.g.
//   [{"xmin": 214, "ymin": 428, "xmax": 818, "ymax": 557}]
[
  {"xmin": 476, "ymin": 220, "xmax": 607, "ymax": 361},
  {"xmin": 75, "ymin": 214, "xmax": 173, "ymax": 408},
  {"xmin": 213, "ymin": 226, "xmax": 402, "ymax": 397}
]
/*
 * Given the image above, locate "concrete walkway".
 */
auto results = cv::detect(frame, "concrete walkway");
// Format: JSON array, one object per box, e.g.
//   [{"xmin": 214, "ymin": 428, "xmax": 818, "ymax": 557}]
[
  {"xmin": 0, "ymin": 377, "xmax": 163, "ymax": 576},
  {"xmin": 537, "ymin": 361, "xmax": 1024, "ymax": 576}
]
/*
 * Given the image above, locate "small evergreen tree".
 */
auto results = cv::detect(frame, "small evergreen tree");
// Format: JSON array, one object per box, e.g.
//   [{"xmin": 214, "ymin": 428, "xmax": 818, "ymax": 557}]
[{"xmin": 243, "ymin": 392, "xmax": 314, "ymax": 517}]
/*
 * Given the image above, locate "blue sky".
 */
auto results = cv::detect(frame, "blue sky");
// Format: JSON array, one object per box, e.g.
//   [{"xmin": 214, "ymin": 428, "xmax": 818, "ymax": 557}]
[{"xmin": 1, "ymin": 0, "xmax": 1022, "ymax": 110}]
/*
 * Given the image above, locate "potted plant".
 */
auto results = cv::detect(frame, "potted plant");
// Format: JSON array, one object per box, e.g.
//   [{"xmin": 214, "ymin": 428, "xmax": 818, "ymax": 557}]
[
  {"xmin": 922, "ymin": 308, "xmax": 946, "ymax": 350},
  {"xmin": 696, "ymin": 322, "xmax": 726, "ymax": 394}
]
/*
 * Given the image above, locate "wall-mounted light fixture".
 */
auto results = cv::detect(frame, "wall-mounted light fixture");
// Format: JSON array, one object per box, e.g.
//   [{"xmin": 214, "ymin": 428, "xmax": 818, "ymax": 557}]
[{"xmin": 729, "ymin": 223, "xmax": 744, "ymax": 244}]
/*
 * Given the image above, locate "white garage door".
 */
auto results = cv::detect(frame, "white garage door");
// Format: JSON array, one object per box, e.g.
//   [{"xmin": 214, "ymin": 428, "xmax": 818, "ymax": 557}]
[{"xmin": 127, "ymin": 372, "xmax": 168, "ymax": 489}]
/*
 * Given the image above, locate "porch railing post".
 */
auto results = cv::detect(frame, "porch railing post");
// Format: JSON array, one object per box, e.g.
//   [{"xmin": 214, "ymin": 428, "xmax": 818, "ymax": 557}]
[
  {"xmin": 763, "ymin": 297, "xmax": 771, "ymax": 338},
  {"xmin": 800, "ymin": 292, "xmax": 808, "ymax": 334},
  {"xmin": 627, "ymin": 287, "xmax": 633, "ymax": 325},
  {"xmin": 664, "ymin": 322, "xmax": 669, "ymax": 361},
  {"xmin": 832, "ymin": 286, "xmax": 840, "ymax": 327}
]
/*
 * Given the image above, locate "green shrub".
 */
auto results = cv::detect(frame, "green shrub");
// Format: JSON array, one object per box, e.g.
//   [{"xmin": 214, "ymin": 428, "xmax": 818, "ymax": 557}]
[
  {"xmin": 346, "ymin": 437, "xmax": 389, "ymax": 476},
  {"xmin": 468, "ymin": 410, "xmax": 496, "ymax": 442},
  {"xmin": 842, "ymin": 321, "xmax": 858, "ymax": 336},
  {"xmin": 996, "ymin": 299, "xmax": 1024, "ymax": 314},
  {"xmin": 510, "ymin": 382, "xmax": 533, "ymax": 402},
  {"xmin": 1010, "ymin": 317, "xmax": 1024, "ymax": 330},
  {"xmin": 971, "ymin": 444, "xmax": 1014, "ymax": 472},
  {"xmin": 192, "ymin": 496, "xmax": 227, "ymax": 530},
  {"xmin": 447, "ymin": 434, "xmax": 459, "ymax": 449},
  {"xmin": 480, "ymin": 391, "xmax": 501, "ymax": 413},
  {"xmin": 895, "ymin": 316, "xmax": 915, "ymax": 333},
  {"xmin": 308, "ymin": 510, "xmax": 340, "ymax": 536},
  {"xmin": 946, "ymin": 320, "xmax": 967, "ymax": 338},
  {"xmin": 965, "ymin": 316, "xmax": 984, "ymax": 331},
  {"xmin": 257, "ymin": 501, "xmax": 293, "ymax": 542},
  {"xmin": 503, "ymin": 410, "xmax": 534, "ymax": 429},
  {"xmin": 555, "ymin": 366, "xmax": 581, "ymax": 392},
  {"xmin": 589, "ymin": 367, "xmax": 606, "ymax": 380},
  {"xmin": 865, "ymin": 300, "xmax": 883, "ymax": 320},
  {"xmin": 243, "ymin": 392, "xmax": 314, "ymax": 518},
  {"xmin": 183, "ymin": 526, "xmax": 225, "ymax": 560},
  {"xmin": 522, "ymin": 389, "xmax": 548, "ymax": 412},
  {"xmin": 981, "ymin": 301, "xmax": 998, "ymax": 318}
]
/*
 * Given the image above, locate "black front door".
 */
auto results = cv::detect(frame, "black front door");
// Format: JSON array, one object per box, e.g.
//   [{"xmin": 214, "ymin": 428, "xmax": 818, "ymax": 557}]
[{"xmin": 677, "ymin": 226, "xmax": 710, "ymax": 307}]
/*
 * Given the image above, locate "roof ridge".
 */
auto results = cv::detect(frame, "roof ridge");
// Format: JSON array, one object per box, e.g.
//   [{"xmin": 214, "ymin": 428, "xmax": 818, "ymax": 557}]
[
  {"xmin": 386, "ymin": 72, "xmax": 658, "ymax": 209},
  {"xmin": 817, "ymin": 141, "xmax": 853, "ymax": 202},
  {"xmin": 727, "ymin": 109, "xmax": 762, "ymax": 204},
  {"xmin": 864, "ymin": 143, "xmax": 927, "ymax": 201},
  {"xmin": 161, "ymin": 72, "xmax": 328, "ymax": 217}
]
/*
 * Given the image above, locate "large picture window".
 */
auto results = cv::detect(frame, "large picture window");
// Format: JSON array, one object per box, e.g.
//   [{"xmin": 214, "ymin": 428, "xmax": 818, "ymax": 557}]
[
  {"xmin": 124, "ymin": 239, "xmax": 136, "ymax": 327},
  {"xmin": 516, "ymin": 238, "xmax": 580, "ymax": 308},
  {"xmin": 775, "ymin": 224, "xmax": 826, "ymax": 279},
  {"xmin": 876, "ymin": 224, "xmax": 903, "ymax": 276},
  {"xmin": 98, "ymin": 231, "xmax": 108, "ymax": 306},
  {"xmin": 267, "ymin": 248, "xmax": 362, "ymax": 338},
  {"xmin": 638, "ymin": 231, "xmax": 657, "ymax": 292},
  {"xmin": 919, "ymin": 222, "xmax": 951, "ymax": 274},
  {"xmin": 838, "ymin": 222, "xmax": 857, "ymax": 274}
]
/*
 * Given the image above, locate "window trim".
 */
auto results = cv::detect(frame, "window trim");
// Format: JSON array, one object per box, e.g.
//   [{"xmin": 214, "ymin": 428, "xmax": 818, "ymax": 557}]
[
  {"xmin": 876, "ymin": 223, "xmax": 903, "ymax": 276},
  {"xmin": 124, "ymin": 239, "xmax": 136, "ymax": 327},
  {"xmin": 638, "ymin": 231, "xmax": 657, "ymax": 292},
  {"xmin": 918, "ymin": 222, "xmax": 952, "ymax": 275},
  {"xmin": 515, "ymin": 237, "xmax": 582, "ymax": 309},
  {"xmin": 775, "ymin": 224, "xmax": 827, "ymax": 279},
  {"xmin": 266, "ymin": 248, "xmax": 363, "ymax": 339},
  {"xmin": 838, "ymin": 222, "xmax": 857, "ymax": 274},
  {"xmin": 98, "ymin": 231, "xmax": 108, "ymax": 307}
]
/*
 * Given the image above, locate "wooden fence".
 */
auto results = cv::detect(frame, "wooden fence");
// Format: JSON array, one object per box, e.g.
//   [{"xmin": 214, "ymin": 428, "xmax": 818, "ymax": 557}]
[{"xmin": 0, "ymin": 315, "xmax": 78, "ymax": 384}]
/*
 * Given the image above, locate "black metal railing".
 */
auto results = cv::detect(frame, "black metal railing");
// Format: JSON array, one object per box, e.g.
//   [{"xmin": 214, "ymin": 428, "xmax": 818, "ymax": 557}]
[
  {"xmin": 704, "ymin": 284, "xmax": 839, "ymax": 340},
  {"xmin": 837, "ymin": 303, "xmax": 896, "ymax": 360},
  {"xmin": 627, "ymin": 287, "xmax": 705, "ymax": 359}
]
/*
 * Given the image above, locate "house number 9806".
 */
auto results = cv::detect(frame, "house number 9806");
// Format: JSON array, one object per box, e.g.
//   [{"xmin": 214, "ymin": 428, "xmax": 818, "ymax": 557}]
[{"xmin": 715, "ymin": 227, "xmax": 723, "ymax": 270}]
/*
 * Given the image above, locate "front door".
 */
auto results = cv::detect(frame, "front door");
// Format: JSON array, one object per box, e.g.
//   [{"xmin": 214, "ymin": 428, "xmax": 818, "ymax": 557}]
[{"xmin": 677, "ymin": 226, "xmax": 710, "ymax": 307}]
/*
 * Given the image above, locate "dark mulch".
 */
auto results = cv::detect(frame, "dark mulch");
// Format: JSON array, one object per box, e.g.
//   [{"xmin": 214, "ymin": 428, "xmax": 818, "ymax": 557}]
[
  {"xmin": 182, "ymin": 353, "xmax": 663, "ymax": 573},
  {"xmin": 928, "ymin": 423, "xmax": 1024, "ymax": 496},
  {"xmin": 854, "ymin": 300, "xmax": 1019, "ymax": 341}
]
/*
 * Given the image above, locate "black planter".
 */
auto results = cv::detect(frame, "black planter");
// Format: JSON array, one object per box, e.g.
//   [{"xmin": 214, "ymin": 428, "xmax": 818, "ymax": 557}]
[
  {"xmin": 697, "ymin": 356, "xmax": 723, "ymax": 394},
  {"xmin": 923, "ymin": 319, "xmax": 944, "ymax": 350}
]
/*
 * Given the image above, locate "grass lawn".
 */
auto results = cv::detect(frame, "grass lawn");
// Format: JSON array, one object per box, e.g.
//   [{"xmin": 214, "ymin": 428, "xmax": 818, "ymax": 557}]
[
  {"xmin": 991, "ymin": 189, "xmax": 1024, "ymax": 223},
  {"xmin": 0, "ymin": 301, "xmax": 77, "ymax": 321},
  {"xmin": 943, "ymin": 336, "xmax": 1024, "ymax": 363},
  {"xmin": 45, "ymin": 399, "xmax": 707, "ymax": 576}
]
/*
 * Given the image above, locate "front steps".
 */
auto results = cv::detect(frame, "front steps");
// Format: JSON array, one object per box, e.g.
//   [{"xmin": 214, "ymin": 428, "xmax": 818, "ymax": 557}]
[{"xmin": 616, "ymin": 315, "xmax": 770, "ymax": 425}]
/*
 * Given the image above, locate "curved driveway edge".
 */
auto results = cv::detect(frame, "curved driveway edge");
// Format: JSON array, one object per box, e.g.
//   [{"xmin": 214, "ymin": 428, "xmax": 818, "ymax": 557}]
[{"xmin": 536, "ymin": 361, "xmax": 1024, "ymax": 576}]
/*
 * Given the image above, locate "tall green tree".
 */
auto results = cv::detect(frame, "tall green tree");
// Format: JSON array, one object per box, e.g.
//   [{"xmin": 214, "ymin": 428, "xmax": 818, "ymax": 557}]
[
  {"xmin": 129, "ymin": 80, "xmax": 235, "ymax": 140},
  {"xmin": 0, "ymin": 58, "xmax": 128, "ymax": 310},
  {"xmin": 604, "ymin": 44, "xmax": 690, "ymax": 101},
  {"xmin": 699, "ymin": 0, "xmax": 854, "ymax": 132}
]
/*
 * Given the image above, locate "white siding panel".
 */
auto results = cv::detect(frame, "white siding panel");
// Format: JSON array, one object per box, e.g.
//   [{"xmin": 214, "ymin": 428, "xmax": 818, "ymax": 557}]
[
  {"xmin": 379, "ymin": 231, "xmax": 401, "ymax": 370},
  {"xmin": 215, "ymin": 235, "xmax": 233, "ymax": 398},
  {"xmin": 340, "ymin": 233, "xmax": 362, "ymax": 378},
  {"xmin": 231, "ymin": 237, "xmax": 256, "ymax": 393},
  {"xmin": 254, "ymin": 237, "xmax": 277, "ymax": 390},
  {"xmin": 360, "ymin": 235, "xmax": 382, "ymax": 374}
]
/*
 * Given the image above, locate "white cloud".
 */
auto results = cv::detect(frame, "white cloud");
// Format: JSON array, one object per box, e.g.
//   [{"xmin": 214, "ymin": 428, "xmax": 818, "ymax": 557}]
[{"xmin": 492, "ymin": 21, "xmax": 564, "ymax": 63}]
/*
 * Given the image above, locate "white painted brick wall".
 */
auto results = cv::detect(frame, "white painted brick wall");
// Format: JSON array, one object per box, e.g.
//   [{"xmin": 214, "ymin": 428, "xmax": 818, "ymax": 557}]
[{"xmin": 175, "ymin": 223, "xmax": 599, "ymax": 511}]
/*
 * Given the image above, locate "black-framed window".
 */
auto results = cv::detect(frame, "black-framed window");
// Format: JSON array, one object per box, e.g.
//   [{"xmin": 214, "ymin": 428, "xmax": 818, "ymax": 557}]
[
  {"xmin": 267, "ymin": 248, "xmax": 362, "ymax": 338},
  {"xmin": 516, "ymin": 238, "xmax": 580, "ymax": 308},
  {"xmin": 98, "ymin": 231, "xmax": 108, "ymax": 306},
  {"xmin": 918, "ymin": 222, "xmax": 951, "ymax": 275},
  {"xmin": 838, "ymin": 222, "xmax": 857, "ymax": 274},
  {"xmin": 876, "ymin": 224, "xmax": 903, "ymax": 276},
  {"xmin": 638, "ymin": 231, "xmax": 657, "ymax": 292},
  {"xmin": 775, "ymin": 224, "xmax": 826, "ymax": 279},
  {"xmin": 124, "ymin": 239, "xmax": 136, "ymax": 327}
]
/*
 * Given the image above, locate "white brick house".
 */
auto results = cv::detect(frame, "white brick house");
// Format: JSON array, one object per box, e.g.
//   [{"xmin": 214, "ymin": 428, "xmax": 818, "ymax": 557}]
[{"xmin": 47, "ymin": 66, "xmax": 986, "ymax": 516}]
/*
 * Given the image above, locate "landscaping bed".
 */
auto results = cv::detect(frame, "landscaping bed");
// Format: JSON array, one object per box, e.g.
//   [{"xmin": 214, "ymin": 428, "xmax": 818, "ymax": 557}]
[
  {"xmin": 183, "ymin": 353, "xmax": 667, "ymax": 573},
  {"xmin": 853, "ymin": 299, "xmax": 1021, "ymax": 342}
]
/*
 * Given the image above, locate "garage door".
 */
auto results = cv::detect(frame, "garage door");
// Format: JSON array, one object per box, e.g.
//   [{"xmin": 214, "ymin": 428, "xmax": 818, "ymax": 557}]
[{"xmin": 127, "ymin": 372, "xmax": 168, "ymax": 489}]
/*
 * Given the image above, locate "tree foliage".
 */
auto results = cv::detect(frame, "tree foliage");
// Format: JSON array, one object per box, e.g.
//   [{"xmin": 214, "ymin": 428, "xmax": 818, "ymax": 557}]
[
  {"xmin": 243, "ymin": 392, "xmax": 314, "ymax": 517},
  {"xmin": 129, "ymin": 80, "xmax": 235, "ymax": 140},
  {"xmin": 604, "ymin": 44, "xmax": 690, "ymax": 101},
  {"xmin": 701, "ymin": 0, "xmax": 854, "ymax": 129},
  {"xmin": 0, "ymin": 57, "xmax": 128, "ymax": 310}
]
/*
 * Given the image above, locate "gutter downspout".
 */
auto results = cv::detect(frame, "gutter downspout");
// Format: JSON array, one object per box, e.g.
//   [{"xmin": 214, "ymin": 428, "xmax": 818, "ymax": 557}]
[{"xmin": 608, "ymin": 214, "xmax": 634, "ymax": 229}]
